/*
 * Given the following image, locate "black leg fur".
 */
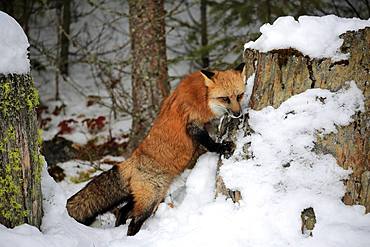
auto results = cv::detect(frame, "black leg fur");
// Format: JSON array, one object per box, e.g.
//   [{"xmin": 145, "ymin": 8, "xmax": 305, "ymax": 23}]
[
  {"xmin": 126, "ymin": 201, "xmax": 159, "ymax": 236},
  {"xmin": 186, "ymin": 122, "xmax": 235, "ymax": 155},
  {"xmin": 127, "ymin": 211, "xmax": 152, "ymax": 236},
  {"xmin": 115, "ymin": 199, "xmax": 134, "ymax": 227}
]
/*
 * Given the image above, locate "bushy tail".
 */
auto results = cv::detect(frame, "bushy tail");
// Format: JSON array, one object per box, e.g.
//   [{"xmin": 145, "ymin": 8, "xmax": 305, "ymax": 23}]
[{"xmin": 66, "ymin": 166, "xmax": 131, "ymax": 225}]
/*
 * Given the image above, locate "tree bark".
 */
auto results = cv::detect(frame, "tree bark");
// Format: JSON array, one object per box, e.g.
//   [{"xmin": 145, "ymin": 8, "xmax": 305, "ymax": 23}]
[
  {"xmin": 0, "ymin": 73, "xmax": 43, "ymax": 229},
  {"xmin": 59, "ymin": 0, "xmax": 71, "ymax": 77},
  {"xmin": 216, "ymin": 27, "xmax": 370, "ymax": 213},
  {"xmin": 54, "ymin": 0, "xmax": 71, "ymax": 100},
  {"xmin": 128, "ymin": 0, "xmax": 170, "ymax": 152},
  {"xmin": 200, "ymin": 0, "xmax": 209, "ymax": 68}
]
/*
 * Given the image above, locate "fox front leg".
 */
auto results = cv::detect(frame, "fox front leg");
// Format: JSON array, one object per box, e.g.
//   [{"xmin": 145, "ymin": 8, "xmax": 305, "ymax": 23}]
[{"xmin": 187, "ymin": 122, "xmax": 235, "ymax": 156}]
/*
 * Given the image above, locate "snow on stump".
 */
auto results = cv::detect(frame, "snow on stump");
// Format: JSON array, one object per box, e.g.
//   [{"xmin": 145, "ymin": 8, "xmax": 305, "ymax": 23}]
[
  {"xmin": 0, "ymin": 11, "xmax": 43, "ymax": 229},
  {"xmin": 216, "ymin": 15, "xmax": 370, "ymax": 221}
]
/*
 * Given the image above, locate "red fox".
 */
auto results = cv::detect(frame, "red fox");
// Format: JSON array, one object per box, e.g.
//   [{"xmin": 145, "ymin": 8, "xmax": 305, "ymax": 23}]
[{"xmin": 66, "ymin": 63, "xmax": 246, "ymax": 236}]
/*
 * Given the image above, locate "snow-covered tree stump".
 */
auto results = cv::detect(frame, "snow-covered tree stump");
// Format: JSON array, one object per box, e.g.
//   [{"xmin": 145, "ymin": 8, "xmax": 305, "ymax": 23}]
[
  {"xmin": 216, "ymin": 26, "xmax": 369, "ymax": 214},
  {"xmin": 0, "ymin": 12, "xmax": 43, "ymax": 228},
  {"xmin": 249, "ymin": 27, "xmax": 369, "ymax": 212}
]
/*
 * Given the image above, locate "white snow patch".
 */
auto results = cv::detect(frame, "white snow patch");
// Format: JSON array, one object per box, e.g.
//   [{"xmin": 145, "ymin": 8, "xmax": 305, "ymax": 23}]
[
  {"xmin": 242, "ymin": 73, "xmax": 255, "ymax": 112},
  {"xmin": 0, "ymin": 11, "xmax": 30, "ymax": 74},
  {"xmin": 244, "ymin": 15, "xmax": 370, "ymax": 61},
  {"xmin": 0, "ymin": 81, "xmax": 369, "ymax": 247}
]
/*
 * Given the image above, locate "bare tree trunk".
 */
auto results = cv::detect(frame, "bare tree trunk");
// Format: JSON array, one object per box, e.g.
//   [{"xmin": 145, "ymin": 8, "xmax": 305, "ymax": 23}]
[
  {"xmin": 59, "ymin": 0, "xmax": 71, "ymax": 77},
  {"xmin": 127, "ymin": 0, "xmax": 170, "ymax": 152},
  {"xmin": 200, "ymin": 0, "xmax": 209, "ymax": 68},
  {"xmin": 55, "ymin": 0, "xmax": 71, "ymax": 100},
  {"xmin": 0, "ymin": 73, "xmax": 43, "ymax": 229},
  {"xmin": 216, "ymin": 27, "xmax": 370, "ymax": 213},
  {"xmin": 265, "ymin": 0, "xmax": 272, "ymax": 23}
]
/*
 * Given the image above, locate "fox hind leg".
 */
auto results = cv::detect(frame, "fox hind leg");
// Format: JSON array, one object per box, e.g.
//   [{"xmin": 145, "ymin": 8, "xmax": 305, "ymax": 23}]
[
  {"xmin": 126, "ymin": 184, "xmax": 164, "ymax": 236},
  {"xmin": 127, "ymin": 202, "xmax": 158, "ymax": 236},
  {"xmin": 126, "ymin": 166, "xmax": 170, "ymax": 236}
]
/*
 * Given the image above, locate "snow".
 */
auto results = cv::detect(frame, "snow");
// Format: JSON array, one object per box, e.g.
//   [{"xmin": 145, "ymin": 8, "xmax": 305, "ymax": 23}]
[
  {"xmin": 242, "ymin": 73, "xmax": 255, "ymax": 112},
  {"xmin": 244, "ymin": 15, "xmax": 370, "ymax": 61},
  {"xmin": 0, "ymin": 11, "xmax": 30, "ymax": 74},
  {"xmin": 1, "ymin": 80, "xmax": 369, "ymax": 247}
]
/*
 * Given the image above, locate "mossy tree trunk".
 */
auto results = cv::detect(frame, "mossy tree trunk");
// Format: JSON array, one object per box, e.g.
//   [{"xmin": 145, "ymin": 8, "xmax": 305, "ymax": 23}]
[
  {"xmin": 127, "ymin": 0, "xmax": 170, "ymax": 152},
  {"xmin": 0, "ymin": 73, "xmax": 43, "ymax": 229},
  {"xmin": 216, "ymin": 27, "xmax": 370, "ymax": 213}
]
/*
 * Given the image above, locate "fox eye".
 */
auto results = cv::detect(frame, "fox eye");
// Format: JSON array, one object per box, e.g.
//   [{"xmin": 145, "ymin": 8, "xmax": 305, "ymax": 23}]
[
  {"xmin": 237, "ymin": 93, "xmax": 244, "ymax": 101},
  {"xmin": 219, "ymin": 97, "xmax": 230, "ymax": 104}
]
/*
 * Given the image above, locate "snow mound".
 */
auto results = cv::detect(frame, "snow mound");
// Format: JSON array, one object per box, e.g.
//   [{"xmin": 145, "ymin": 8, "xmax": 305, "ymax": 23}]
[
  {"xmin": 0, "ymin": 11, "xmax": 30, "ymax": 74},
  {"xmin": 244, "ymin": 15, "xmax": 370, "ymax": 61}
]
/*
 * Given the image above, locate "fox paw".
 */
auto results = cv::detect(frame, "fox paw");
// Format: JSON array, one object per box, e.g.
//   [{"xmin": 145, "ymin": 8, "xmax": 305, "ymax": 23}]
[{"xmin": 219, "ymin": 141, "xmax": 235, "ymax": 157}]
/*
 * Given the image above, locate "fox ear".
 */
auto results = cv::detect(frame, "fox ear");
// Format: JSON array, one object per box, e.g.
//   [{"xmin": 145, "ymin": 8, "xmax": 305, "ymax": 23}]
[
  {"xmin": 234, "ymin": 63, "xmax": 245, "ymax": 73},
  {"xmin": 200, "ymin": 70, "xmax": 215, "ymax": 87},
  {"xmin": 200, "ymin": 70, "xmax": 215, "ymax": 79}
]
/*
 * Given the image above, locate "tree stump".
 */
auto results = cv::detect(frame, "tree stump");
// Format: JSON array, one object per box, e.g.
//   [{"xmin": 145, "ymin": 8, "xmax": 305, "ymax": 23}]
[
  {"xmin": 215, "ymin": 27, "xmax": 370, "ymax": 213},
  {"xmin": 0, "ymin": 74, "xmax": 43, "ymax": 228}
]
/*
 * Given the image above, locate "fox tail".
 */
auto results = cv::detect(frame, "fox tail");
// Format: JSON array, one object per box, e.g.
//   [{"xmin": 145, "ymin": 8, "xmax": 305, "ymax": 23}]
[{"xmin": 66, "ymin": 166, "xmax": 131, "ymax": 225}]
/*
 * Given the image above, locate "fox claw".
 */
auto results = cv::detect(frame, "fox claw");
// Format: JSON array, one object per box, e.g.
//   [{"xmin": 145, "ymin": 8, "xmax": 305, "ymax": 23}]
[{"xmin": 219, "ymin": 141, "xmax": 235, "ymax": 157}]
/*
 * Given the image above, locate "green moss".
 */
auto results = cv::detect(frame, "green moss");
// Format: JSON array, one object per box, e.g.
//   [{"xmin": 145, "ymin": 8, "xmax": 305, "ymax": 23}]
[
  {"xmin": 0, "ymin": 80, "xmax": 12, "ymax": 117},
  {"xmin": 32, "ymin": 129, "xmax": 44, "ymax": 185},
  {"xmin": 70, "ymin": 168, "xmax": 97, "ymax": 184},
  {"xmin": 0, "ymin": 125, "xmax": 28, "ymax": 223},
  {"xmin": 0, "ymin": 126, "xmax": 16, "ymax": 153},
  {"xmin": 8, "ymin": 150, "xmax": 21, "ymax": 172},
  {"xmin": 0, "ymin": 75, "xmax": 40, "ymax": 119},
  {"xmin": 32, "ymin": 150, "xmax": 43, "ymax": 185},
  {"xmin": 0, "ymin": 145, "xmax": 27, "ymax": 222},
  {"xmin": 6, "ymin": 126, "xmax": 16, "ymax": 141},
  {"xmin": 26, "ymin": 86, "xmax": 40, "ymax": 111},
  {"xmin": 37, "ymin": 129, "xmax": 43, "ymax": 147}
]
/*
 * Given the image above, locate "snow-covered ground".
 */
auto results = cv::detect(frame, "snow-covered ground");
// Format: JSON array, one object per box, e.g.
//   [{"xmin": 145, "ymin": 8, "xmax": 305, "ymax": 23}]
[{"xmin": 1, "ymin": 79, "xmax": 369, "ymax": 247}]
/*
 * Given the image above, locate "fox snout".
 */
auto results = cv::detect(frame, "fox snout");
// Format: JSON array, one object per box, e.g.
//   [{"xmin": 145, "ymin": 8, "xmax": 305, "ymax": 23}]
[
  {"xmin": 228, "ymin": 99, "xmax": 242, "ymax": 118},
  {"xmin": 228, "ymin": 106, "xmax": 242, "ymax": 118},
  {"xmin": 208, "ymin": 98, "xmax": 243, "ymax": 118},
  {"xmin": 229, "ymin": 109, "xmax": 242, "ymax": 118}
]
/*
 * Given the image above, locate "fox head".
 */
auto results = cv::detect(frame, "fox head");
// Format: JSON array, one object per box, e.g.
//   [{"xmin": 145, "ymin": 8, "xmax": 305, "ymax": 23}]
[{"xmin": 201, "ymin": 63, "xmax": 246, "ymax": 118}]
